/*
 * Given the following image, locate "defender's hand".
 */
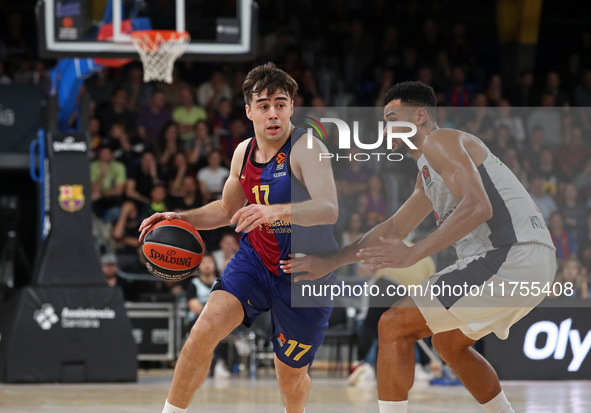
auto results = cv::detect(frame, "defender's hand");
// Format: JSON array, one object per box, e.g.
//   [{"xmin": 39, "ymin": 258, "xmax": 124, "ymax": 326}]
[
  {"xmin": 356, "ymin": 237, "xmax": 418, "ymax": 270},
  {"xmin": 138, "ymin": 212, "xmax": 182, "ymax": 242},
  {"xmin": 280, "ymin": 254, "xmax": 334, "ymax": 283}
]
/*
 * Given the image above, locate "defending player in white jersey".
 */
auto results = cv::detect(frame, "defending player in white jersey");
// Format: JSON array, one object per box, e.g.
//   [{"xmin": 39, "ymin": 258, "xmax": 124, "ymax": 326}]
[{"xmin": 282, "ymin": 81, "xmax": 556, "ymax": 413}]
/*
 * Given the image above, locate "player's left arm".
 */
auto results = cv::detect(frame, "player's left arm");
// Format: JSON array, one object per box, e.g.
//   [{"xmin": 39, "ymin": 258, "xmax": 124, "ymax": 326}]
[
  {"xmin": 406, "ymin": 131, "xmax": 493, "ymax": 264},
  {"xmin": 231, "ymin": 134, "xmax": 338, "ymax": 233},
  {"xmin": 288, "ymin": 135, "xmax": 339, "ymax": 226}
]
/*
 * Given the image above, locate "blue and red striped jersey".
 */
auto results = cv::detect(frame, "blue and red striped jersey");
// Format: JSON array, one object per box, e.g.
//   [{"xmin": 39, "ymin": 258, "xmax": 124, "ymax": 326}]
[{"xmin": 239, "ymin": 128, "xmax": 338, "ymax": 276}]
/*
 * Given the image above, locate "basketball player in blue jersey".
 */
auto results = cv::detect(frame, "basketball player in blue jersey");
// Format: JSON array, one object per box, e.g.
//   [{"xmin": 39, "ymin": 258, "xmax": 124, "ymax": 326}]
[
  {"xmin": 139, "ymin": 62, "xmax": 339, "ymax": 413},
  {"xmin": 283, "ymin": 81, "xmax": 556, "ymax": 413}
]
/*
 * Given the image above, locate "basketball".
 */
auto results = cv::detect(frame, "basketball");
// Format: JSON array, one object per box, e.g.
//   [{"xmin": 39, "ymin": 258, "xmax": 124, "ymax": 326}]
[{"xmin": 141, "ymin": 219, "xmax": 204, "ymax": 281}]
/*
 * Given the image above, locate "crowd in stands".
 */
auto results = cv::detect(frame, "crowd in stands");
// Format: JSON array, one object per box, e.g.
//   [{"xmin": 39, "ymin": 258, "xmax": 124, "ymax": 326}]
[{"xmin": 2, "ymin": 1, "xmax": 591, "ymax": 300}]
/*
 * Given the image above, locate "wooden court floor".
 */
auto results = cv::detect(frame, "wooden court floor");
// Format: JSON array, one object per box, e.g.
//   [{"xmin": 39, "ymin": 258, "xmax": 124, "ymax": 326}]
[{"xmin": 1, "ymin": 369, "xmax": 590, "ymax": 413}]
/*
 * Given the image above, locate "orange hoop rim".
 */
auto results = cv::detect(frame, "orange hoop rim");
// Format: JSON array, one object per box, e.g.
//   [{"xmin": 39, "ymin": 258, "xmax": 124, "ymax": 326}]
[{"xmin": 130, "ymin": 30, "xmax": 190, "ymax": 45}]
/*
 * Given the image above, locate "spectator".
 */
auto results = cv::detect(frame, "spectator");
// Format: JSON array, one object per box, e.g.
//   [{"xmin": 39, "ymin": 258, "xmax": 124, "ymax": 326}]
[
  {"xmin": 101, "ymin": 253, "xmax": 120, "ymax": 288},
  {"xmin": 551, "ymin": 258, "xmax": 588, "ymax": 299},
  {"xmin": 173, "ymin": 86, "xmax": 207, "ymax": 149},
  {"xmin": 90, "ymin": 144, "xmax": 126, "ymax": 223},
  {"xmin": 161, "ymin": 67, "xmax": 194, "ymax": 107},
  {"xmin": 559, "ymin": 183, "xmax": 588, "ymax": 240},
  {"xmin": 534, "ymin": 147, "xmax": 561, "ymax": 197},
  {"xmin": 359, "ymin": 173, "xmax": 388, "ymax": 228},
  {"xmin": 88, "ymin": 117, "xmax": 102, "ymax": 154},
  {"xmin": 528, "ymin": 175, "xmax": 557, "ymax": 224},
  {"xmin": 230, "ymin": 70, "xmax": 247, "ymax": 112},
  {"xmin": 574, "ymin": 159, "xmax": 591, "ymax": 202},
  {"xmin": 140, "ymin": 183, "xmax": 170, "ymax": 221},
  {"xmin": 341, "ymin": 211, "xmax": 365, "ymax": 247},
  {"xmin": 212, "ymin": 232, "xmax": 239, "ymax": 273},
  {"xmin": 484, "ymin": 74, "xmax": 504, "ymax": 107},
  {"xmin": 340, "ymin": 211, "xmax": 365, "ymax": 276},
  {"xmin": 197, "ymin": 70, "xmax": 232, "ymax": 111},
  {"xmin": 112, "ymin": 201, "xmax": 141, "ymax": 254},
  {"xmin": 573, "ymin": 69, "xmax": 591, "ymax": 106},
  {"xmin": 166, "ymin": 152, "xmax": 193, "ymax": 197},
  {"xmin": 436, "ymin": 107, "xmax": 455, "ymax": 129},
  {"xmin": 186, "ymin": 253, "xmax": 217, "ymax": 322},
  {"xmin": 502, "ymin": 147, "xmax": 528, "ymax": 189},
  {"xmin": 578, "ymin": 242, "xmax": 591, "ymax": 279},
  {"xmin": 520, "ymin": 126, "xmax": 545, "ymax": 173},
  {"xmin": 125, "ymin": 151, "xmax": 161, "ymax": 209},
  {"xmin": 210, "ymin": 98, "xmax": 233, "ymax": 156},
  {"xmin": 137, "ymin": 90, "xmax": 172, "ymax": 144},
  {"xmin": 494, "ymin": 99, "xmax": 526, "ymax": 146},
  {"xmin": 543, "ymin": 71, "xmax": 569, "ymax": 107},
  {"xmin": 197, "ymin": 150, "xmax": 230, "ymax": 203},
  {"xmin": 185, "ymin": 253, "xmax": 231, "ymax": 378},
  {"xmin": 342, "ymin": 20, "xmax": 375, "ymax": 86},
  {"xmin": 99, "ymin": 88, "xmax": 137, "ymax": 135},
  {"xmin": 445, "ymin": 66, "xmax": 475, "ymax": 107},
  {"xmin": 448, "ymin": 22, "xmax": 471, "ymax": 65},
  {"xmin": 298, "ymin": 68, "xmax": 319, "ymax": 106},
  {"xmin": 219, "ymin": 118, "xmax": 248, "ymax": 164},
  {"xmin": 374, "ymin": 68, "xmax": 395, "ymax": 107},
  {"xmin": 419, "ymin": 19, "xmax": 443, "ymax": 65},
  {"xmin": 187, "ymin": 120, "xmax": 217, "ymax": 168},
  {"xmin": 123, "ymin": 66, "xmax": 153, "ymax": 111},
  {"xmin": 508, "ymin": 70, "xmax": 539, "ymax": 107},
  {"xmin": 549, "ymin": 212, "xmax": 578, "ymax": 262},
  {"xmin": 526, "ymin": 93, "xmax": 562, "ymax": 146},
  {"xmin": 109, "ymin": 122, "xmax": 145, "ymax": 168},
  {"xmin": 156, "ymin": 122, "xmax": 181, "ymax": 171},
  {"xmin": 335, "ymin": 148, "xmax": 372, "ymax": 205},
  {"xmin": 170, "ymin": 174, "xmax": 203, "ymax": 211},
  {"xmin": 101, "ymin": 252, "xmax": 133, "ymax": 300},
  {"xmin": 491, "ymin": 125, "xmax": 516, "ymax": 156},
  {"xmin": 85, "ymin": 68, "xmax": 114, "ymax": 109},
  {"xmin": 462, "ymin": 93, "xmax": 494, "ymax": 138},
  {"xmin": 578, "ymin": 210, "xmax": 591, "ymax": 247},
  {"xmin": 556, "ymin": 126, "xmax": 589, "ymax": 180}
]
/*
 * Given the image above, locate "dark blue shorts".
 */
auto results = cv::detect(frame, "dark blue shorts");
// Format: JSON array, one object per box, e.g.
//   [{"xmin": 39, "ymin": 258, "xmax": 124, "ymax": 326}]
[{"xmin": 220, "ymin": 238, "xmax": 334, "ymax": 368}]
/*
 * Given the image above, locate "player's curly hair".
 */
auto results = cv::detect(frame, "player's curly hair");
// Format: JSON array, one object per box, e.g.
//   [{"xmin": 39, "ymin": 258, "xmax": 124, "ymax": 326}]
[
  {"xmin": 242, "ymin": 62, "xmax": 298, "ymax": 105},
  {"xmin": 383, "ymin": 81, "xmax": 437, "ymax": 120}
]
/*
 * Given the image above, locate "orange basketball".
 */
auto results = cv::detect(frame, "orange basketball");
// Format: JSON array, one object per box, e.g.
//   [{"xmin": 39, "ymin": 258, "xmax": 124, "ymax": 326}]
[{"xmin": 141, "ymin": 219, "xmax": 204, "ymax": 281}]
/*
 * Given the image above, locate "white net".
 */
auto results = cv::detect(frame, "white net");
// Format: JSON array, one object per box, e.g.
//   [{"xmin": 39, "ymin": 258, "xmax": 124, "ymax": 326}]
[{"xmin": 131, "ymin": 30, "xmax": 190, "ymax": 84}]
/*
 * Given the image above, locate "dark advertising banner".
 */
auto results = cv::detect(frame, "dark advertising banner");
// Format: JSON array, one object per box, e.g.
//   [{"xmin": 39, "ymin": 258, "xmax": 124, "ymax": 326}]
[
  {"xmin": 54, "ymin": 0, "xmax": 89, "ymax": 41},
  {"xmin": 482, "ymin": 301, "xmax": 591, "ymax": 380},
  {"xmin": 32, "ymin": 131, "xmax": 104, "ymax": 286},
  {"xmin": 0, "ymin": 85, "xmax": 42, "ymax": 153},
  {"xmin": 0, "ymin": 286, "xmax": 137, "ymax": 382}
]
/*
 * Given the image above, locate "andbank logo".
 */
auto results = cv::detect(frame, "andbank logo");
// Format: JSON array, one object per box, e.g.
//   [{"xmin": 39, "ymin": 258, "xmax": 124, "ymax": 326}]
[{"xmin": 305, "ymin": 117, "xmax": 417, "ymax": 161}]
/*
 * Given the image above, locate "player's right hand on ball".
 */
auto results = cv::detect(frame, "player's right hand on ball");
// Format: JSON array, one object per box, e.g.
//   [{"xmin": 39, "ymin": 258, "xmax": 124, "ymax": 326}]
[{"xmin": 138, "ymin": 212, "xmax": 182, "ymax": 242}]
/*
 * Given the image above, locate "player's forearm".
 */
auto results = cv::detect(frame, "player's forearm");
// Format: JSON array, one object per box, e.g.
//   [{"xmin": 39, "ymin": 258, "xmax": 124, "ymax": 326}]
[
  {"xmin": 411, "ymin": 201, "xmax": 492, "ymax": 262},
  {"xmin": 289, "ymin": 199, "xmax": 338, "ymax": 226},
  {"xmin": 178, "ymin": 200, "xmax": 234, "ymax": 230},
  {"xmin": 338, "ymin": 218, "xmax": 406, "ymax": 266}
]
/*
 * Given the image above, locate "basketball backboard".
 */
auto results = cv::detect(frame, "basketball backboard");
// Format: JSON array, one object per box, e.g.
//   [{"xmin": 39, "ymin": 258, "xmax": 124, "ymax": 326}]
[{"xmin": 36, "ymin": 0, "xmax": 258, "ymax": 60}]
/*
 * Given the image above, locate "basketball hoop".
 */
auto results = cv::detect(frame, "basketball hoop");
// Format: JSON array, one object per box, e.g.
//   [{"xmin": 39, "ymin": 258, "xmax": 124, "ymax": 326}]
[{"xmin": 131, "ymin": 30, "xmax": 190, "ymax": 84}]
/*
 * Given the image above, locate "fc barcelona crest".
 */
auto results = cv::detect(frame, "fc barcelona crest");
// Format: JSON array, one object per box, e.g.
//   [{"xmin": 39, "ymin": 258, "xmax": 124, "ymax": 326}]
[{"xmin": 59, "ymin": 185, "xmax": 85, "ymax": 212}]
